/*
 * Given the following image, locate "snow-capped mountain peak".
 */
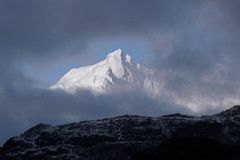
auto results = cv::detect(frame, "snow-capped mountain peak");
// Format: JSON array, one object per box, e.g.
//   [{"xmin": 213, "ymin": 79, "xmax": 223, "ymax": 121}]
[
  {"xmin": 105, "ymin": 49, "xmax": 132, "ymax": 78},
  {"xmin": 106, "ymin": 49, "xmax": 132, "ymax": 65},
  {"xmin": 50, "ymin": 49, "xmax": 163, "ymax": 96}
]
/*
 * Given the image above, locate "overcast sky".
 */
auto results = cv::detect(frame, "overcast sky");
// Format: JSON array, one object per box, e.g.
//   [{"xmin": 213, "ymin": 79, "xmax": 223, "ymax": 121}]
[{"xmin": 0, "ymin": 0, "xmax": 240, "ymax": 144}]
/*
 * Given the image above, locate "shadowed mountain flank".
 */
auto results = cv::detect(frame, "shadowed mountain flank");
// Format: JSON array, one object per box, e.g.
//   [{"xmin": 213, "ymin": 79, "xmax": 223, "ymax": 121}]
[{"xmin": 1, "ymin": 106, "xmax": 240, "ymax": 160}]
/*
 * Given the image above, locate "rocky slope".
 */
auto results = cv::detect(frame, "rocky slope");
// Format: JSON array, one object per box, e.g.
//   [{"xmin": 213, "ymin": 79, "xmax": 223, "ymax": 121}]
[{"xmin": 1, "ymin": 106, "xmax": 240, "ymax": 160}]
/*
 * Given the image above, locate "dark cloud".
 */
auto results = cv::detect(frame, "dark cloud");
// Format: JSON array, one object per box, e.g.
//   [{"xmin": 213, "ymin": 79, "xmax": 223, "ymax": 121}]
[
  {"xmin": 0, "ymin": 81, "xmax": 189, "ymax": 144},
  {"xmin": 0, "ymin": 0, "xmax": 240, "ymax": 144},
  {"xmin": 142, "ymin": 0, "xmax": 240, "ymax": 113},
  {"xmin": 0, "ymin": 0, "xmax": 206, "ymax": 62}
]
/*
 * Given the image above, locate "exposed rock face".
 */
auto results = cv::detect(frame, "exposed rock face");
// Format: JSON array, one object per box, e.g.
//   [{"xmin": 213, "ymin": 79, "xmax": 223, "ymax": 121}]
[{"xmin": 1, "ymin": 106, "xmax": 240, "ymax": 160}]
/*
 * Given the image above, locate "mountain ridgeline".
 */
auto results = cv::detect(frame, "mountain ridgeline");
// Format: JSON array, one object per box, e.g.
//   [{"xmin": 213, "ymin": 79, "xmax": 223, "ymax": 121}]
[
  {"xmin": 50, "ymin": 49, "xmax": 163, "ymax": 97},
  {"xmin": 1, "ymin": 105, "xmax": 240, "ymax": 160}
]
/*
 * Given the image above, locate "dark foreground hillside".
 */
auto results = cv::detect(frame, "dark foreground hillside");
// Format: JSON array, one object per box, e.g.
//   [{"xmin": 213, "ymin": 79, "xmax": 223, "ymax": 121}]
[{"xmin": 1, "ymin": 106, "xmax": 240, "ymax": 160}]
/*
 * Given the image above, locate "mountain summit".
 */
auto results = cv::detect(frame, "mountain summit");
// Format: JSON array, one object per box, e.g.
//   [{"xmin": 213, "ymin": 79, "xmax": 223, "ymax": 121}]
[{"xmin": 50, "ymin": 49, "xmax": 163, "ymax": 96}]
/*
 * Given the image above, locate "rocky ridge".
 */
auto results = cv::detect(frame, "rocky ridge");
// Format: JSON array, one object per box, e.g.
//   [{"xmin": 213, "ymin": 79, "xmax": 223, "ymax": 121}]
[{"xmin": 1, "ymin": 106, "xmax": 240, "ymax": 159}]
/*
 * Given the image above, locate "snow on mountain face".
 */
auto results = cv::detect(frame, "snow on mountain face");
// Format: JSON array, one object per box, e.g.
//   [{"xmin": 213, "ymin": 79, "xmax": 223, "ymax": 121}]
[{"xmin": 50, "ymin": 49, "xmax": 163, "ymax": 96}]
